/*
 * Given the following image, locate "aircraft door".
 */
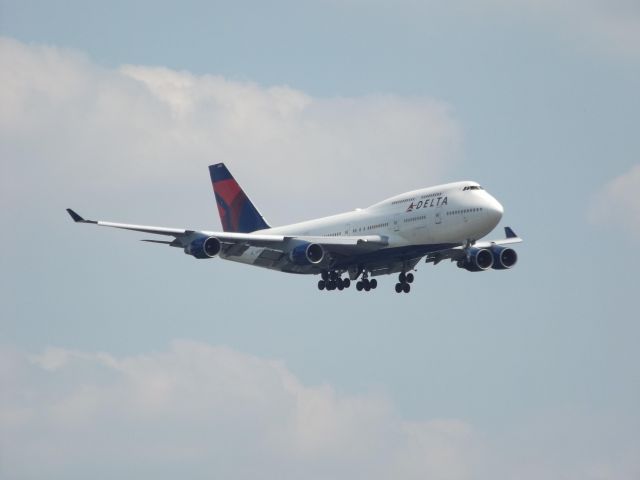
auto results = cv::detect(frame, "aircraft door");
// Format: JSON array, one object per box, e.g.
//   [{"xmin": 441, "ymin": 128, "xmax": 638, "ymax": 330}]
[
  {"xmin": 435, "ymin": 208, "xmax": 442, "ymax": 225},
  {"xmin": 393, "ymin": 214, "xmax": 401, "ymax": 232}
]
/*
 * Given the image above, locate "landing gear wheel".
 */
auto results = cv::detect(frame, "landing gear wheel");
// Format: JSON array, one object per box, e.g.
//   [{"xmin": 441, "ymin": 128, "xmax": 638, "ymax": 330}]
[
  {"xmin": 364, "ymin": 282, "xmax": 371, "ymax": 292},
  {"xmin": 338, "ymin": 282, "xmax": 344, "ymax": 291},
  {"xmin": 370, "ymin": 279, "xmax": 377, "ymax": 289},
  {"xmin": 337, "ymin": 278, "xmax": 344, "ymax": 289},
  {"xmin": 399, "ymin": 272, "xmax": 406, "ymax": 283},
  {"xmin": 343, "ymin": 278, "xmax": 351, "ymax": 288},
  {"xmin": 406, "ymin": 273, "xmax": 414, "ymax": 284},
  {"xmin": 328, "ymin": 281, "xmax": 336, "ymax": 290},
  {"xmin": 318, "ymin": 280, "xmax": 325, "ymax": 290},
  {"xmin": 395, "ymin": 283, "xmax": 403, "ymax": 293},
  {"xmin": 356, "ymin": 282, "xmax": 363, "ymax": 291},
  {"xmin": 403, "ymin": 283, "xmax": 411, "ymax": 293},
  {"xmin": 321, "ymin": 271, "xmax": 329, "ymax": 281}
]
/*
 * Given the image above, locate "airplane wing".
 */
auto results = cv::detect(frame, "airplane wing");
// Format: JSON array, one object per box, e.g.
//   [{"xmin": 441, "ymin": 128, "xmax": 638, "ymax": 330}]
[
  {"xmin": 66, "ymin": 209, "xmax": 387, "ymax": 255},
  {"xmin": 424, "ymin": 227, "xmax": 523, "ymax": 265}
]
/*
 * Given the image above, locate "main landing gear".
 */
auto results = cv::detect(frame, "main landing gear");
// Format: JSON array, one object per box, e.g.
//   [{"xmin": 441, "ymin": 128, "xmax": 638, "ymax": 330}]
[
  {"xmin": 317, "ymin": 270, "xmax": 377, "ymax": 293},
  {"xmin": 317, "ymin": 269, "xmax": 415, "ymax": 294},
  {"xmin": 394, "ymin": 271, "xmax": 414, "ymax": 294},
  {"xmin": 317, "ymin": 270, "xmax": 351, "ymax": 292},
  {"xmin": 355, "ymin": 272, "xmax": 377, "ymax": 292}
]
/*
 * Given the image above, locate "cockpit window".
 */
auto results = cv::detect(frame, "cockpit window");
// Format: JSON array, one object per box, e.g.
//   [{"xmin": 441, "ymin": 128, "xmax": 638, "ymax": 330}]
[{"xmin": 463, "ymin": 185, "xmax": 483, "ymax": 191}]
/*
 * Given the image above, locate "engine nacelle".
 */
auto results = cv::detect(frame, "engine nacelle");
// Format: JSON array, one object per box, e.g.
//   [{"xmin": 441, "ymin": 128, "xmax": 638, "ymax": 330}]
[
  {"xmin": 458, "ymin": 247, "xmax": 494, "ymax": 272},
  {"xmin": 289, "ymin": 242, "xmax": 325, "ymax": 265},
  {"xmin": 491, "ymin": 245, "xmax": 518, "ymax": 270},
  {"xmin": 185, "ymin": 236, "xmax": 222, "ymax": 259}
]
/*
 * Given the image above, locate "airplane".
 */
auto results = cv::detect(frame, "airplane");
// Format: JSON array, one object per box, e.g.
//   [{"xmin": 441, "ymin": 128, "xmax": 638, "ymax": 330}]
[{"xmin": 66, "ymin": 163, "xmax": 522, "ymax": 293}]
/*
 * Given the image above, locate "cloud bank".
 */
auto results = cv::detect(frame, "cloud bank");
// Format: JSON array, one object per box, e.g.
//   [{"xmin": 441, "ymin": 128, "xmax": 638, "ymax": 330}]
[
  {"xmin": 515, "ymin": 0, "xmax": 640, "ymax": 58},
  {"xmin": 0, "ymin": 37, "xmax": 461, "ymax": 225},
  {"xmin": 346, "ymin": 0, "xmax": 640, "ymax": 59},
  {"xmin": 2, "ymin": 341, "xmax": 639, "ymax": 480},
  {"xmin": 589, "ymin": 164, "xmax": 640, "ymax": 238},
  {"xmin": 458, "ymin": 0, "xmax": 640, "ymax": 58},
  {"xmin": 0, "ymin": 341, "xmax": 474, "ymax": 480}
]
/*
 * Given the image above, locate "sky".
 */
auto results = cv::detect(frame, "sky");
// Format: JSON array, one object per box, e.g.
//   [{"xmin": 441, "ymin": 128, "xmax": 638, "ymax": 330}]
[{"xmin": 1, "ymin": 1, "xmax": 639, "ymax": 479}]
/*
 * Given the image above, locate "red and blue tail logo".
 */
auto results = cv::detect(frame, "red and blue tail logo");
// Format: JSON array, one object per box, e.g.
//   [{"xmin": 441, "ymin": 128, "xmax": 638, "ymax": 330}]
[{"xmin": 209, "ymin": 163, "xmax": 270, "ymax": 233}]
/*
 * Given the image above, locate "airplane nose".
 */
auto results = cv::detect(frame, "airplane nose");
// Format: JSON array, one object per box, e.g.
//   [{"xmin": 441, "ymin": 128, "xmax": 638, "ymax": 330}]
[{"xmin": 487, "ymin": 197, "xmax": 503, "ymax": 224}]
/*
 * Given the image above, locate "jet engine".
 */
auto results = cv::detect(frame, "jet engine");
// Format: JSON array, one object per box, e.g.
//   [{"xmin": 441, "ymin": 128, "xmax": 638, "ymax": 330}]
[
  {"xmin": 458, "ymin": 247, "xmax": 494, "ymax": 272},
  {"xmin": 490, "ymin": 245, "xmax": 518, "ymax": 270},
  {"xmin": 185, "ymin": 236, "xmax": 222, "ymax": 259},
  {"xmin": 289, "ymin": 242, "xmax": 325, "ymax": 265}
]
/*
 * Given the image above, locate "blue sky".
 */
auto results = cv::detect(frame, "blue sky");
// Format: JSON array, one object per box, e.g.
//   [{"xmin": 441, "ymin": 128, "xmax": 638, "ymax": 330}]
[{"xmin": 1, "ymin": 1, "xmax": 639, "ymax": 478}]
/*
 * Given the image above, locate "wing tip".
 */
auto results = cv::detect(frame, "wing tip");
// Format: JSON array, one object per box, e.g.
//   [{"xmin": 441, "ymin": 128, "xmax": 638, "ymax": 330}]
[
  {"xmin": 66, "ymin": 208, "xmax": 97, "ymax": 224},
  {"xmin": 66, "ymin": 208, "xmax": 84, "ymax": 222},
  {"xmin": 505, "ymin": 226, "xmax": 518, "ymax": 239}
]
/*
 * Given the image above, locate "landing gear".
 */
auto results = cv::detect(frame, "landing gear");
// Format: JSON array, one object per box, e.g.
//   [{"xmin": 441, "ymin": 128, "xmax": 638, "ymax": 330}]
[
  {"xmin": 395, "ymin": 271, "xmax": 414, "ymax": 294},
  {"xmin": 318, "ymin": 270, "xmax": 350, "ymax": 293},
  {"xmin": 355, "ymin": 272, "xmax": 377, "ymax": 292},
  {"xmin": 318, "ymin": 269, "xmax": 383, "ymax": 293},
  {"xmin": 356, "ymin": 279, "xmax": 376, "ymax": 291}
]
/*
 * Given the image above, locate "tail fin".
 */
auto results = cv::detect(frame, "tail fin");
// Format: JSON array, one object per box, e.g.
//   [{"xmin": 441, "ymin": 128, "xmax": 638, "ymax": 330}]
[{"xmin": 209, "ymin": 163, "xmax": 271, "ymax": 233}]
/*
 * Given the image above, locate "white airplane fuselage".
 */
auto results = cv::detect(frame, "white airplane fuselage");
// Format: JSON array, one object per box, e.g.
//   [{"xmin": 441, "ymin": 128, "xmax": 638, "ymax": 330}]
[
  {"xmin": 67, "ymin": 164, "xmax": 521, "ymax": 293},
  {"xmin": 222, "ymin": 180, "xmax": 504, "ymax": 273}
]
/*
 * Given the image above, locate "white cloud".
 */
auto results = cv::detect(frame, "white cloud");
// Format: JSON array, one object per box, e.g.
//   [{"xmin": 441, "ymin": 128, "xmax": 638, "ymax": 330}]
[
  {"xmin": 589, "ymin": 165, "xmax": 640, "ymax": 238},
  {"xmin": 342, "ymin": 0, "xmax": 640, "ymax": 59},
  {"xmin": 1, "ymin": 341, "xmax": 475, "ymax": 480},
  {"xmin": 483, "ymin": 0, "xmax": 640, "ymax": 58},
  {"xmin": 2, "ymin": 342, "xmax": 639, "ymax": 479},
  {"xmin": 0, "ymin": 37, "xmax": 461, "ymax": 226}
]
